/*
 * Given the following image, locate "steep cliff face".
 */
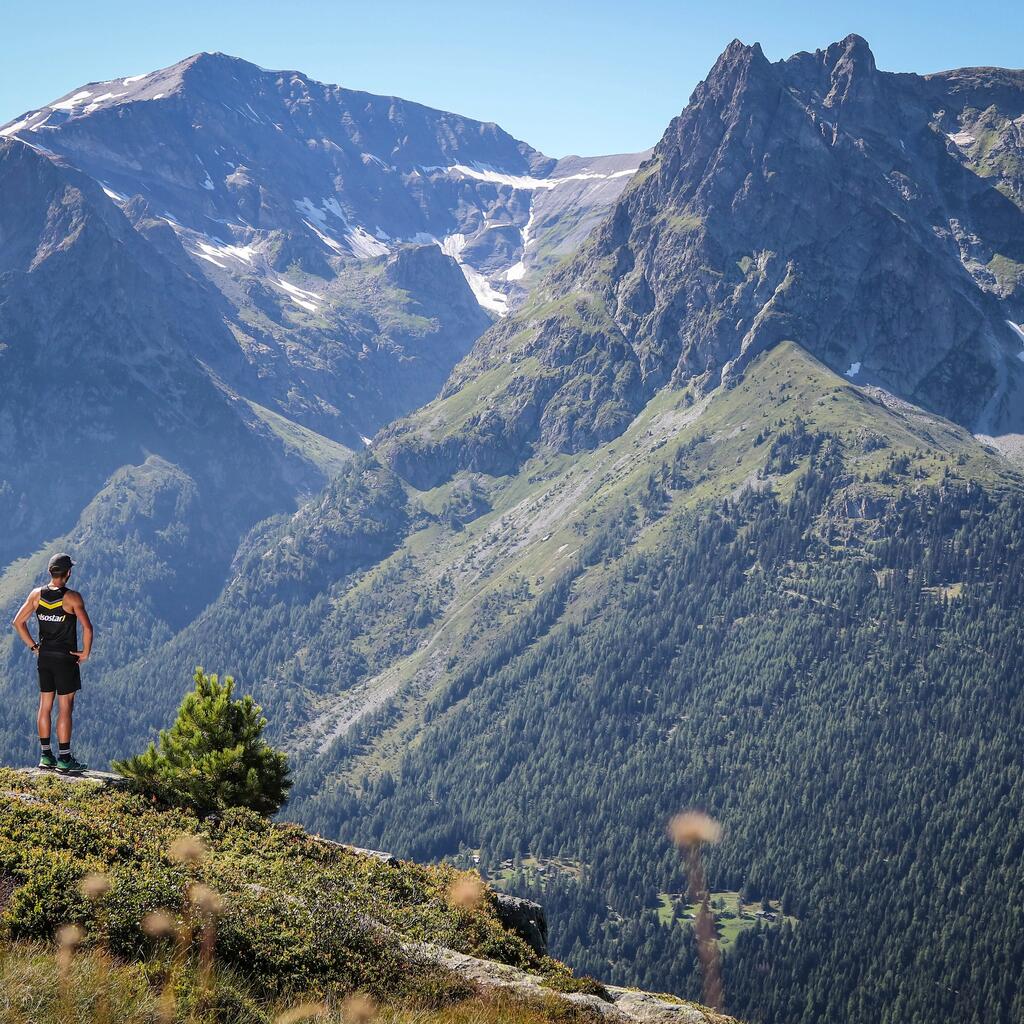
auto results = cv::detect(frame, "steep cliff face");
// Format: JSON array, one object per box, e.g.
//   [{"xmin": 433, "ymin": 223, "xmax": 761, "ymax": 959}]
[
  {"xmin": 382, "ymin": 36, "xmax": 1024, "ymax": 485},
  {"xmin": 581, "ymin": 35, "xmax": 1024, "ymax": 419}
]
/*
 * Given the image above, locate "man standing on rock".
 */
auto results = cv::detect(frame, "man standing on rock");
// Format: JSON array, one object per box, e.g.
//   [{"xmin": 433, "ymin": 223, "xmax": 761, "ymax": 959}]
[{"xmin": 10, "ymin": 553, "xmax": 93, "ymax": 774}]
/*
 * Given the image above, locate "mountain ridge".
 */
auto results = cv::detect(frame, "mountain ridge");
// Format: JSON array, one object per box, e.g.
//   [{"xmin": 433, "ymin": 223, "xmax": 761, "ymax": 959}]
[{"xmin": 378, "ymin": 33, "xmax": 1024, "ymax": 488}]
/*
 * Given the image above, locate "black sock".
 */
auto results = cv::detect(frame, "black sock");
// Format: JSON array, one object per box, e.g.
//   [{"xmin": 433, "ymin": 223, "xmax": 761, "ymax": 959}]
[
  {"xmin": 40, "ymin": 737, "xmax": 51, "ymax": 754},
  {"xmin": 58, "ymin": 742, "xmax": 71, "ymax": 759}
]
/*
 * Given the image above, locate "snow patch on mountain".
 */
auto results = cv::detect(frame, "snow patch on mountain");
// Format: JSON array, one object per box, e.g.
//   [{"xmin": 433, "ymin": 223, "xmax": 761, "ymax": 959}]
[
  {"xmin": 947, "ymin": 130, "xmax": 976, "ymax": 148},
  {"xmin": 0, "ymin": 110, "xmax": 55, "ymax": 137},
  {"xmin": 194, "ymin": 251, "xmax": 228, "ymax": 269},
  {"xmin": 1007, "ymin": 321, "xmax": 1024, "ymax": 358},
  {"xmin": 505, "ymin": 205, "xmax": 537, "ymax": 282},
  {"xmin": 294, "ymin": 196, "xmax": 389, "ymax": 259},
  {"xmin": 347, "ymin": 224, "xmax": 390, "ymax": 259},
  {"xmin": 845, "ymin": 362, "xmax": 862, "ymax": 378},
  {"xmin": 275, "ymin": 278, "xmax": 322, "ymax": 312},
  {"xmin": 448, "ymin": 162, "xmax": 640, "ymax": 191},
  {"xmin": 51, "ymin": 91, "xmax": 93, "ymax": 111},
  {"xmin": 303, "ymin": 219, "xmax": 346, "ymax": 254},
  {"xmin": 195, "ymin": 240, "xmax": 256, "ymax": 266},
  {"xmin": 85, "ymin": 92, "xmax": 128, "ymax": 114},
  {"xmin": 0, "ymin": 117, "xmax": 33, "ymax": 137},
  {"xmin": 441, "ymin": 234, "xmax": 508, "ymax": 315}
]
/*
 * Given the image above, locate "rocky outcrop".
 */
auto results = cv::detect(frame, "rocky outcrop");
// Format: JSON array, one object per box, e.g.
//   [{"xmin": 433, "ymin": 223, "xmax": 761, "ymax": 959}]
[
  {"xmin": 492, "ymin": 892, "xmax": 549, "ymax": 955},
  {"xmin": 413, "ymin": 943, "xmax": 734, "ymax": 1023},
  {"xmin": 12, "ymin": 768, "xmax": 128, "ymax": 787}
]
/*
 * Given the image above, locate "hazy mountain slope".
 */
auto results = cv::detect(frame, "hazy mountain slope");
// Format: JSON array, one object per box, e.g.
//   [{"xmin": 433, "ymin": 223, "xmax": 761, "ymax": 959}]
[
  {"xmin": 0, "ymin": 139, "xmax": 343, "ymax": 759},
  {"xmin": 1, "ymin": 53, "xmax": 646, "ymax": 441},
  {"xmin": 0, "ymin": 53, "xmax": 648, "ymax": 752},
  {"xmin": 0, "ymin": 140, "xmax": 314, "ymax": 567}
]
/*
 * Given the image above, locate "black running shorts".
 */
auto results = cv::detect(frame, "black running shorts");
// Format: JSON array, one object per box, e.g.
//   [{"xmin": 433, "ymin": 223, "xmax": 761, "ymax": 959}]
[{"xmin": 37, "ymin": 654, "xmax": 81, "ymax": 696}]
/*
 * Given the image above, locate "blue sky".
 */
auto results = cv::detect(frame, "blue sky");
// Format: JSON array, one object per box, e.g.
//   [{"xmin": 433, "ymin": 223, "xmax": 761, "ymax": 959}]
[{"xmin": 3, "ymin": 0, "xmax": 1022, "ymax": 157}]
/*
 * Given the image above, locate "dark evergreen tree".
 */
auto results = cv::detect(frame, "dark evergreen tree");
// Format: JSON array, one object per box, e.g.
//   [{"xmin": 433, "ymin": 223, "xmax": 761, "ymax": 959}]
[{"xmin": 115, "ymin": 667, "xmax": 291, "ymax": 817}]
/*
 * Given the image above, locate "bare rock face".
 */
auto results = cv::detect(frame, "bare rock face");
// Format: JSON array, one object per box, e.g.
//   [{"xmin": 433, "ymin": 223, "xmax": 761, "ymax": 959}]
[
  {"xmin": 0, "ymin": 141, "xmax": 312, "ymax": 573},
  {"xmin": 574, "ymin": 33, "xmax": 1024, "ymax": 429},
  {"xmin": 413, "ymin": 943, "xmax": 734, "ymax": 1023},
  {"xmin": 0, "ymin": 53, "xmax": 645, "ymax": 446},
  {"xmin": 492, "ymin": 892, "xmax": 549, "ymax": 955}
]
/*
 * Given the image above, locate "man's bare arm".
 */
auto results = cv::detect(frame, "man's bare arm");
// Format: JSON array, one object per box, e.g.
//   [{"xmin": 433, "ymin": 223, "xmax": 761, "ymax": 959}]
[
  {"xmin": 11, "ymin": 589, "xmax": 41, "ymax": 652},
  {"xmin": 66, "ymin": 591, "xmax": 93, "ymax": 662}
]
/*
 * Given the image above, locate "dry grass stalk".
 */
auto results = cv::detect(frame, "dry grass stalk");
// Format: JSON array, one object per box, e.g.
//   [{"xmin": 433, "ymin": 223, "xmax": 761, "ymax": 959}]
[
  {"xmin": 141, "ymin": 908, "xmax": 180, "ymax": 1022},
  {"xmin": 79, "ymin": 871, "xmax": 114, "ymax": 1024},
  {"xmin": 188, "ymin": 882, "xmax": 225, "ymax": 1019},
  {"xmin": 56, "ymin": 923, "xmax": 85, "ymax": 1020},
  {"xmin": 668, "ymin": 810, "xmax": 724, "ymax": 1011}
]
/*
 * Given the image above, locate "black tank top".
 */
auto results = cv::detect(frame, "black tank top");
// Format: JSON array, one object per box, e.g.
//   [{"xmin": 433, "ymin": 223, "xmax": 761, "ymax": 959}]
[{"xmin": 35, "ymin": 586, "xmax": 78, "ymax": 655}]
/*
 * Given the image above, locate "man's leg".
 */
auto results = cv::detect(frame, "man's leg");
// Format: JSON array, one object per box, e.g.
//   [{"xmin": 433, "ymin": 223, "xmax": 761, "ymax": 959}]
[
  {"xmin": 56, "ymin": 691, "xmax": 76, "ymax": 747},
  {"xmin": 37, "ymin": 690, "xmax": 55, "ymax": 739},
  {"xmin": 37, "ymin": 691, "xmax": 55, "ymax": 765},
  {"xmin": 55, "ymin": 691, "xmax": 87, "ymax": 773}
]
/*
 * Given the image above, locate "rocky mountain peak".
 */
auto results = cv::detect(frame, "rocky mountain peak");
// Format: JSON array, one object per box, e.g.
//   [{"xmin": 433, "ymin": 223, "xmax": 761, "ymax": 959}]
[
  {"xmin": 818, "ymin": 33, "xmax": 881, "ymax": 115},
  {"xmin": 680, "ymin": 37, "xmax": 775, "ymax": 126}
]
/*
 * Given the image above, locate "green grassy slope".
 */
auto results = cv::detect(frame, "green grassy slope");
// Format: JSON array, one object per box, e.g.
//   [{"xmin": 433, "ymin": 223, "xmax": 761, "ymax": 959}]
[
  {"xmin": 283, "ymin": 341, "xmax": 1014, "ymax": 785},
  {"xmin": 0, "ymin": 770, "xmax": 733, "ymax": 1024}
]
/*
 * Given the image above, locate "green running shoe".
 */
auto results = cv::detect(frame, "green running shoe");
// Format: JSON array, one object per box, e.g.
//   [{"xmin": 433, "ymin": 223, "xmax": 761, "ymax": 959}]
[
  {"xmin": 38, "ymin": 752, "xmax": 58, "ymax": 770},
  {"xmin": 55, "ymin": 755, "xmax": 87, "ymax": 775}
]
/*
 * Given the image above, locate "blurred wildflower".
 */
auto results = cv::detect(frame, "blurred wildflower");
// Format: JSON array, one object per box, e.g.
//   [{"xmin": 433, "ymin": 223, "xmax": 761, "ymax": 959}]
[
  {"xmin": 169, "ymin": 834, "xmax": 208, "ymax": 865},
  {"xmin": 669, "ymin": 810, "xmax": 724, "ymax": 1011},
  {"xmin": 341, "ymin": 992, "xmax": 377, "ymax": 1024},
  {"xmin": 448, "ymin": 874, "xmax": 485, "ymax": 910},
  {"xmin": 669, "ymin": 811, "xmax": 722, "ymax": 848},
  {"xmin": 56, "ymin": 923, "xmax": 85, "ymax": 949},
  {"xmin": 56, "ymin": 923, "xmax": 85, "ymax": 974},
  {"xmin": 79, "ymin": 872, "xmax": 111, "ymax": 900},
  {"xmin": 141, "ymin": 909, "xmax": 177, "ymax": 938},
  {"xmin": 188, "ymin": 883, "xmax": 225, "ymax": 918}
]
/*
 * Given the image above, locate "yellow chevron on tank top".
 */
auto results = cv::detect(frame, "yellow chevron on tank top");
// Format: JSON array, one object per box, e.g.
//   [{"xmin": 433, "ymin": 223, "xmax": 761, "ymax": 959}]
[{"xmin": 36, "ymin": 586, "xmax": 77, "ymax": 654}]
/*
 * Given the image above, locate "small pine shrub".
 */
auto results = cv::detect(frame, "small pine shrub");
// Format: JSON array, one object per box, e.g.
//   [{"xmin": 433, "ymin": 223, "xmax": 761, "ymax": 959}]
[{"xmin": 113, "ymin": 668, "xmax": 291, "ymax": 817}]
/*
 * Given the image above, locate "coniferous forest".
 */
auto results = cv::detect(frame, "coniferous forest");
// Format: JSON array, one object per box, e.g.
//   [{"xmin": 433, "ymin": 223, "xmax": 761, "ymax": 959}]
[{"xmin": 290, "ymin": 442, "xmax": 1024, "ymax": 1024}]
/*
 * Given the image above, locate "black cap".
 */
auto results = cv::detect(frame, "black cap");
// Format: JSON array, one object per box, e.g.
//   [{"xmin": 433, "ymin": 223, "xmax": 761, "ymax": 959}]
[{"xmin": 47, "ymin": 552, "xmax": 75, "ymax": 575}]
